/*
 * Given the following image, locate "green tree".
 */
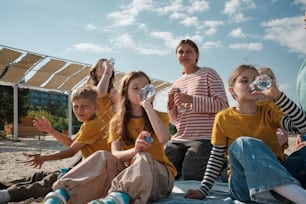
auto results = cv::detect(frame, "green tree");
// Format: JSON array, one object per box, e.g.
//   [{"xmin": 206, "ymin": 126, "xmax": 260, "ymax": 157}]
[{"xmin": 0, "ymin": 85, "xmax": 29, "ymax": 130}]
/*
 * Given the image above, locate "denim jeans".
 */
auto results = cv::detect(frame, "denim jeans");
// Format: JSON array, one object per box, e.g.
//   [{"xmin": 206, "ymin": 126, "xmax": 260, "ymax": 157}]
[{"xmin": 228, "ymin": 137, "xmax": 299, "ymax": 204}]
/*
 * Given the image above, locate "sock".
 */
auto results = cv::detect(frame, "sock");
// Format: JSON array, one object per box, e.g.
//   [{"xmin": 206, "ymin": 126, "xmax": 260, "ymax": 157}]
[
  {"xmin": 274, "ymin": 184, "xmax": 306, "ymax": 204},
  {"xmin": 88, "ymin": 192, "xmax": 130, "ymax": 204},
  {"xmin": 107, "ymin": 192, "xmax": 130, "ymax": 204},
  {"xmin": 0, "ymin": 189, "xmax": 10, "ymax": 204},
  {"xmin": 43, "ymin": 188, "xmax": 69, "ymax": 204},
  {"xmin": 89, "ymin": 197, "xmax": 115, "ymax": 204}
]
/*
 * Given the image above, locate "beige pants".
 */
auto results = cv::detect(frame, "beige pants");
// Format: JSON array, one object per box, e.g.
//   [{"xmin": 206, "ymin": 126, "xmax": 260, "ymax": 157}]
[{"xmin": 53, "ymin": 150, "xmax": 174, "ymax": 204}]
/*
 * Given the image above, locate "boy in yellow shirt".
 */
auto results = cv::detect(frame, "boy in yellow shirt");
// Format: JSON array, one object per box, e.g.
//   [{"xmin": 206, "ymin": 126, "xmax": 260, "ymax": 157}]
[{"xmin": 0, "ymin": 86, "xmax": 110, "ymax": 203}]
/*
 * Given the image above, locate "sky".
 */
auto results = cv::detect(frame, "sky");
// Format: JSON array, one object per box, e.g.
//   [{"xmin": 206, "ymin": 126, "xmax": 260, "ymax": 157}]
[{"xmin": 1, "ymin": 0, "xmax": 306, "ymax": 111}]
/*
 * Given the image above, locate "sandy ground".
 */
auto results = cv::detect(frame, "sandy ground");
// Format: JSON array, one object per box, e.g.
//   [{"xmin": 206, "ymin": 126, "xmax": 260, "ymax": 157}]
[
  {"xmin": 0, "ymin": 135, "xmax": 79, "ymax": 203},
  {"xmin": 0, "ymin": 134, "xmax": 298, "ymax": 203}
]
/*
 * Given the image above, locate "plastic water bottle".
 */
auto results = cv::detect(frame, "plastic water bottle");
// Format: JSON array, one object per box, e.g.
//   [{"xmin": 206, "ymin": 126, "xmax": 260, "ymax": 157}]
[
  {"xmin": 139, "ymin": 84, "xmax": 156, "ymax": 101},
  {"xmin": 177, "ymin": 88, "xmax": 185, "ymax": 113},
  {"xmin": 57, "ymin": 167, "xmax": 68, "ymax": 180},
  {"xmin": 249, "ymin": 74, "xmax": 272, "ymax": 92},
  {"xmin": 108, "ymin": 58, "xmax": 115, "ymax": 66}
]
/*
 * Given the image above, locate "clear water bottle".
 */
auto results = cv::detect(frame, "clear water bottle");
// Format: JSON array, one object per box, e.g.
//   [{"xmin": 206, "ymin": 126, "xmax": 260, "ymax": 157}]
[
  {"xmin": 108, "ymin": 58, "xmax": 115, "ymax": 66},
  {"xmin": 177, "ymin": 88, "xmax": 185, "ymax": 113},
  {"xmin": 139, "ymin": 84, "xmax": 156, "ymax": 101},
  {"xmin": 57, "ymin": 167, "xmax": 69, "ymax": 180},
  {"xmin": 249, "ymin": 74, "xmax": 272, "ymax": 92}
]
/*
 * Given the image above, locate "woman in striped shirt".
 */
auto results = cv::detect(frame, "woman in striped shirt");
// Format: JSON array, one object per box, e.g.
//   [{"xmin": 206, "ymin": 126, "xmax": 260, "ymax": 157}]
[
  {"xmin": 185, "ymin": 64, "xmax": 306, "ymax": 204},
  {"xmin": 165, "ymin": 39, "xmax": 229, "ymax": 181}
]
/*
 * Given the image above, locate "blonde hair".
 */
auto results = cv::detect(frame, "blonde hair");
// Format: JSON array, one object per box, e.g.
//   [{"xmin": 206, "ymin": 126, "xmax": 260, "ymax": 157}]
[
  {"xmin": 71, "ymin": 86, "xmax": 97, "ymax": 104},
  {"xmin": 228, "ymin": 64, "xmax": 258, "ymax": 100}
]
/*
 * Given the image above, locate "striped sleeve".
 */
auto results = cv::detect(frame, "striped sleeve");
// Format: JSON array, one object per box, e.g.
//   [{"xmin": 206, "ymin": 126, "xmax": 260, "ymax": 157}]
[
  {"xmin": 199, "ymin": 145, "xmax": 226, "ymax": 197},
  {"xmin": 193, "ymin": 69, "xmax": 229, "ymax": 113},
  {"xmin": 275, "ymin": 92, "xmax": 306, "ymax": 134}
]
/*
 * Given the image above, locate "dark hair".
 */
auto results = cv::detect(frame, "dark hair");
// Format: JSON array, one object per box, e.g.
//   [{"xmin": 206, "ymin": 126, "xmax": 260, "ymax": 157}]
[{"xmin": 88, "ymin": 58, "xmax": 114, "ymax": 92}]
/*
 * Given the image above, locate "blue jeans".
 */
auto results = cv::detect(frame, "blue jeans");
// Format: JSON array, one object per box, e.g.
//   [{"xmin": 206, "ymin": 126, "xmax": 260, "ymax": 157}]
[{"xmin": 228, "ymin": 137, "xmax": 299, "ymax": 204}]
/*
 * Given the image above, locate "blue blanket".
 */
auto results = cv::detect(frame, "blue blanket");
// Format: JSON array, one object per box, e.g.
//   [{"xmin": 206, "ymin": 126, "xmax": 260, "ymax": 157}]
[{"xmin": 151, "ymin": 180, "xmax": 236, "ymax": 204}]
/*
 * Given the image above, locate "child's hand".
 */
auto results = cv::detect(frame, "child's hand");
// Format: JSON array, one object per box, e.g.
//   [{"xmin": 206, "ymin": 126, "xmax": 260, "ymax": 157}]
[
  {"xmin": 33, "ymin": 117, "xmax": 52, "ymax": 133},
  {"xmin": 135, "ymin": 131, "xmax": 152, "ymax": 153},
  {"xmin": 185, "ymin": 189, "xmax": 205, "ymax": 199},
  {"xmin": 296, "ymin": 134, "xmax": 306, "ymax": 150},
  {"xmin": 251, "ymin": 81, "xmax": 281, "ymax": 101},
  {"xmin": 27, "ymin": 153, "xmax": 44, "ymax": 169},
  {"xmin": 102, "ymin": 60, "xmax": 114, "ymax": 75},
  {"xmin": 140, "ymin": 94, "xmax": 154, "ymax": 109},
  {"xmin": 174, "ymin": 92, "xmax": 192, "ymax": 107}
]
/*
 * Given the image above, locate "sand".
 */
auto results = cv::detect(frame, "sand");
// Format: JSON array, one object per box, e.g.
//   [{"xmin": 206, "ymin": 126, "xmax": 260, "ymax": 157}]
[
  {"xmin": 0, "ymin": 134, "xmax": 298, "ymax": 203},
  {"xmin": 0, "ymin": 135, "xmax": 79, "ymax": 203}
]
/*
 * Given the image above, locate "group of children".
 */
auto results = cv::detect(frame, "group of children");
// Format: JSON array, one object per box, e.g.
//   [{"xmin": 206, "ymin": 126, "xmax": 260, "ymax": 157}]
[{"xmin": 0, "ymin": 37, "xmax": 305, "ymax": 204}]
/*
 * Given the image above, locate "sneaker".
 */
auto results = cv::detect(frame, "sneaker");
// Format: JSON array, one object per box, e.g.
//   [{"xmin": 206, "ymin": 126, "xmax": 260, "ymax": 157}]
[{"xmin": 88, "ymin": 192, "xmax": 130, "ymax": 204}]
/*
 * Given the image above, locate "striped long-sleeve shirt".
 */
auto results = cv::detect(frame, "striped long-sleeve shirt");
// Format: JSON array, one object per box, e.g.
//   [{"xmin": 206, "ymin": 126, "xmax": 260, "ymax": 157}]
[
  {"xmin": 199, "ymin": 93, "xmax": 306, "ymax": 197},
  {"xmin": 168, "ymin": 67, "xmax": 229, "ymax": 140}
]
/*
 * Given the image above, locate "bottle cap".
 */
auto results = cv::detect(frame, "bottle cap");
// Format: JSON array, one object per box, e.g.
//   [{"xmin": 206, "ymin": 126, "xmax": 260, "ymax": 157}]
[{"xmin": 60, "ymin": 167, "xmax": 69, "ymax": 173}]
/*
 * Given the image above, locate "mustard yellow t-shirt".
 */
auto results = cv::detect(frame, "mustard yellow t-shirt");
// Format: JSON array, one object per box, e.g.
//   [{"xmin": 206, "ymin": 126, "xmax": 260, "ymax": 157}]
[
  {"xmin": 212, "ymin": 103, "xmax": 285, "ymax": 161},
  {"xmin": 74, "ymin": 115, "xmax": 111, "ymax": 159},
  {"xmin": 108, "ymin": 111, "xmax": 177, "ymax": 178},
  {"xmin": 97, "ymin": 93, "xmax": 114, "ymax": 124},
  {"xmin": 257, "ymin": 100, "xmax": 289, "ymax": 151}
]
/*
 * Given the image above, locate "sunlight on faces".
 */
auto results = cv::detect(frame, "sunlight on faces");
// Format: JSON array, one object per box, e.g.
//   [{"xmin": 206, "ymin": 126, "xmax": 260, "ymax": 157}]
[
  {"xmin": 176, "ymin": 44, "xmax": 198, "ymax": 67},
  {"xmin": 128, "ymin": 76, "xmax": 150, "ymax": 105},
  {"xmin": 72, "ymin": 98, "xmax": 97, "ymax": 122},
  {"xmin": 230, "ymin": 69, "xmax": 259, "ymax": 102}
]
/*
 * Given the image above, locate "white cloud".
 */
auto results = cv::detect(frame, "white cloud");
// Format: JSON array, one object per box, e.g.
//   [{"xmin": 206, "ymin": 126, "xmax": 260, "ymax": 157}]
[
  {"xmin": 150, "ymin": 31, "xmax": 176, "ymax": 47},
  {"xmin": 203, "ymin": 20, "xmax": 224, "ymax": 35},
  {"xmin": 169, "ymin": 12, "xmax": 186, "ymax": 20},
  {"xmin": 228, "ymin": 28, "xmax": 246, "ymax": 38},
  {"xmin": 135, "ymin": 47, "xmax": 170, "ymax": 55},
  {"xmin": 223, "ymin": 0, "xmax": 255, "ymax": 22},
  {"xmin": 261, "ymin": 16, "xmax": 306, "ymax": 55},
  {"xmin": 293, "ymin": 0, "xmax": 306, "ymax": 9},
  {"xmin": 180, "ymin": 16, "xmax": 200, "ymax": 27},
  {"xmin": 201, "ymin": 41, "xmax": 221, "ymax": 49},
  {"xmin": 155, "ymin": 0, "xmax": 184, "ymax": 15},
  {"xmin": 106, "ymin": 0, "xmax": 153, "ymax": 27},
  {"xmin": 187, "ymin": 0, "xmax": 210, "ymax": 13},
  {"xmin": 138, "ymin": 23, "xmax": 148, "ymax": 31},
  {"xmin": 84, "ymin": 24, "xmax": 97, "ymax": 31},
  {"xmin": 229, "ymin": 42, "xmax": 263, "ymax": 51},
  {"xmin": 67, "ymin": 43, "xmax": 112, "ymax": 53},
  {"xmin": 113, "ymin": 33, "xmax": 135, "ymax": 48}
]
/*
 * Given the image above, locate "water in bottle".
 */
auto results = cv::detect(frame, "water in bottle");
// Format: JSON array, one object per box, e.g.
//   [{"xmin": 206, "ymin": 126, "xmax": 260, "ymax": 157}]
[
  {"xmin": 249, "ymin": 74, "xmax": 272, "ymax": 92},
  {"xmin": 177, "ymin": 88, "xmax": 185, "ymax": 113},
  {"xmin": 139, "ymin": 84, "xmax": 156, "ymax": 101}
]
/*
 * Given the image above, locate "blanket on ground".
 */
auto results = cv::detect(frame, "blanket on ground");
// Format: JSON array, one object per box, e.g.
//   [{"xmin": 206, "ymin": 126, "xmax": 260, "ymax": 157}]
[{"xmin": 151, "ymin": 180, "xmax": 237, "ymax": 204}]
